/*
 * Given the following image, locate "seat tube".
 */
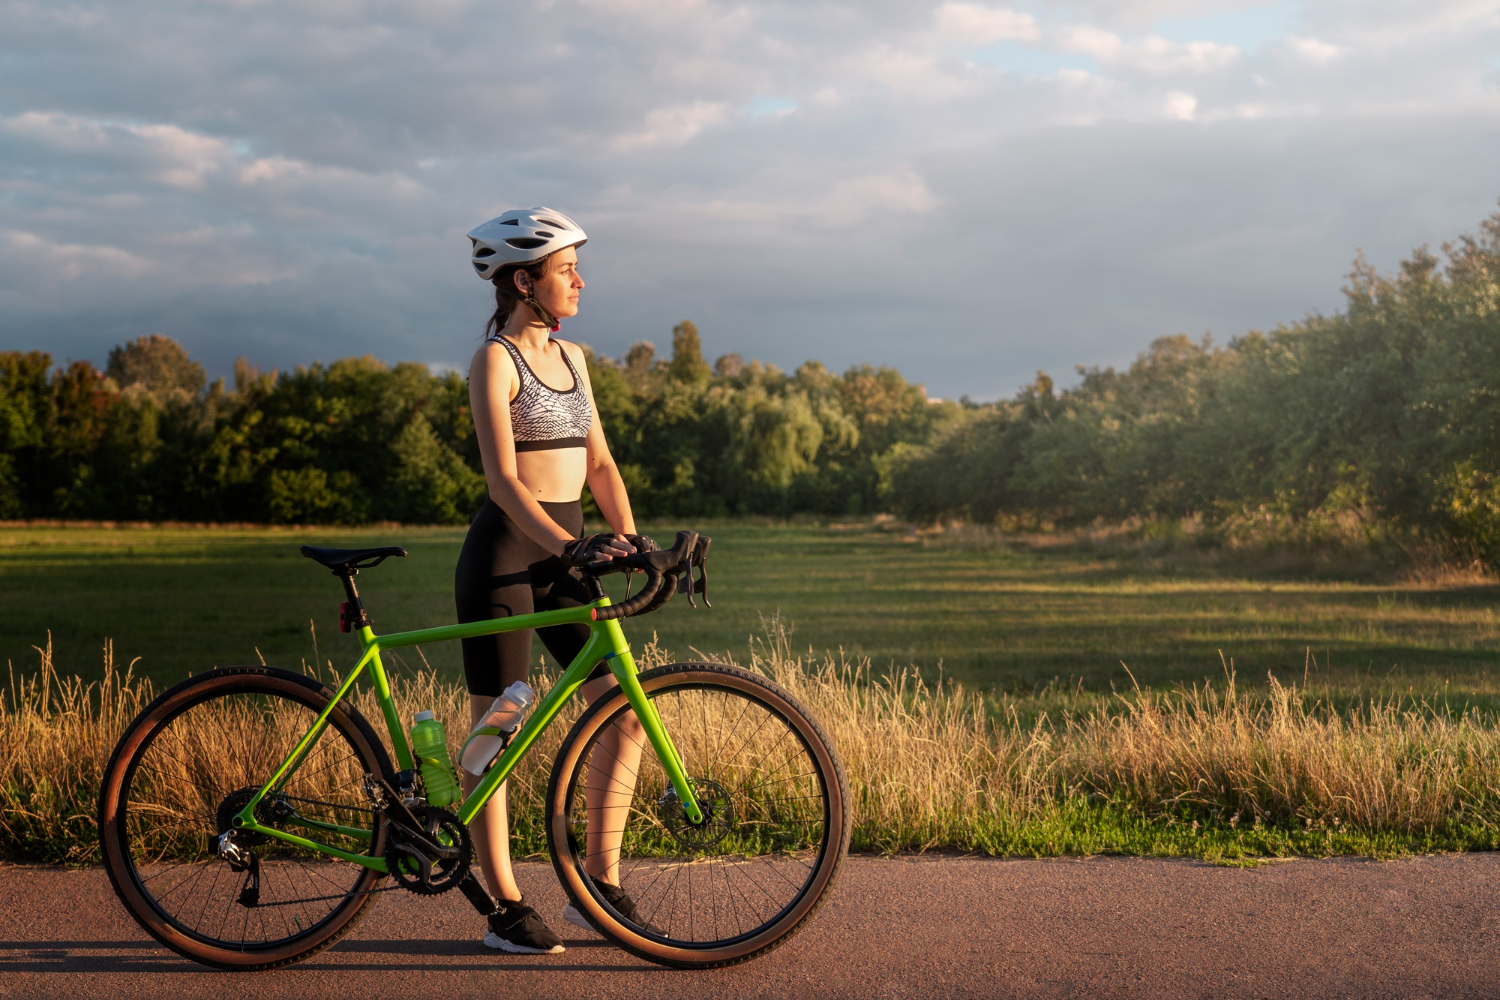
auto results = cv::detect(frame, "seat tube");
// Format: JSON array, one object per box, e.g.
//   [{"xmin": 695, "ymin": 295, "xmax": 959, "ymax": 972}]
[
  {"xmin": 600, "ymin": 619, "xmax": 703, "ymax": 824},
  {"xmin": 362, "ymin": 628, "xmax": 414, "ymax": 772}
]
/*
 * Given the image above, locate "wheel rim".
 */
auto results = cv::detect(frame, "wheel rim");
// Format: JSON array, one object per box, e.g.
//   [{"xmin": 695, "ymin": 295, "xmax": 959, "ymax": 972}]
[
  {"xmin": 116, "ymin": 684, "xmax": 382, "ymax": 951},
  {"xmin": 562, "ymin": 677, "xmax": 835, "ymax": 949}
]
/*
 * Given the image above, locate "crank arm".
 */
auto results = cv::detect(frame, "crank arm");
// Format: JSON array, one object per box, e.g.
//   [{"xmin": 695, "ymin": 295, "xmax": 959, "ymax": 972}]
[{"xmin": 366, "ymin": 775, "xmax": 461, "ymax": 859}]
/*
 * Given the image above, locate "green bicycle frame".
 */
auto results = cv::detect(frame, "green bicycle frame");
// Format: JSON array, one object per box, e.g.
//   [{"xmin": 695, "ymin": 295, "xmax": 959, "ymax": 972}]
[{"xmin": 231, "ymin": 597, "xmax": 703, "ymax": 872}]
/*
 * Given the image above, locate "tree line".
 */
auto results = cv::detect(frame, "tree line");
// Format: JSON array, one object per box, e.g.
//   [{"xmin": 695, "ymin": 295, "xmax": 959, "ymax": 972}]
[
  {"xmin": 0, "ymin": 320, "xmax": 941, "ymax": 525},
  {"xmin": 887, "ymin": 212, "xmax": 1500, "ymax": 565},
  {"xmin": 3, "ymin": 210, "xmax": 1498, "ymax": 564}
]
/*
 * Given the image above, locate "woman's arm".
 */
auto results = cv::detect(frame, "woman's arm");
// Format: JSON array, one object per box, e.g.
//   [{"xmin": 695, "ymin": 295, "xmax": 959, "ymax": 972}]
[
  {"xmin": 563, "ymin": 341, "xmax": 637, "ymax": 536},
  {"xmin": 469, "ymin": 341, "xmax": 581, "ymax": 556}
]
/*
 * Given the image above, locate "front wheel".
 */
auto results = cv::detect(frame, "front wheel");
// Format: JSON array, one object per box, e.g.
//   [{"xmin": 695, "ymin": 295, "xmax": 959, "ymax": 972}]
[{"xmin": 546, "ymin": 662, "xmax": 851, "ymax": 969}]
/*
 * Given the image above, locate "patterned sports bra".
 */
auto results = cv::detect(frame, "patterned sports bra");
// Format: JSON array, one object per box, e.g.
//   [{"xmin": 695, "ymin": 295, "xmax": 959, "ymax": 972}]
[{"xmin": 491, "ymin": 336, "xmax": 592, "ymax": 451}]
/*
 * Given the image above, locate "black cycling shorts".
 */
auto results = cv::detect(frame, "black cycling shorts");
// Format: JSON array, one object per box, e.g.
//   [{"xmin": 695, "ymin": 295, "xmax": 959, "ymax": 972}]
[{"xmin": 453, "ymin": 499, "xmax": 606, "ymax": 697}]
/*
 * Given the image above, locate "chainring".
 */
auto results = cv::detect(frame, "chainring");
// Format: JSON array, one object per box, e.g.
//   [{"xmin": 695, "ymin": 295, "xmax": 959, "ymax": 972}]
[{"xmin": 385, "ymin": 805, "xmax": 473, "ymax": 895}]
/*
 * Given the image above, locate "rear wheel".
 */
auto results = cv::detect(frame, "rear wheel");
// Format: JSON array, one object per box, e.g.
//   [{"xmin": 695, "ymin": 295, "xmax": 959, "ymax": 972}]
[
  {"xmin": 546, "ymin": 662, "xmax": 850, "ymax": 968},
  {"xmin": 98, "ymin": 666, "xmax": 392, "ymax": 970}
]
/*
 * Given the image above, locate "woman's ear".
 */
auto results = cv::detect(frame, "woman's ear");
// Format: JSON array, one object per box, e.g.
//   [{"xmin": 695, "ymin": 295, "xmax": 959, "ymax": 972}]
[{"xmin": 513, "ymin": 270, "xmax": 532, "ymax": 295}]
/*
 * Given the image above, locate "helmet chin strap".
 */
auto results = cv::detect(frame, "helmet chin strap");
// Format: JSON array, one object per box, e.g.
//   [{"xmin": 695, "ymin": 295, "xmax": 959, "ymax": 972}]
[
  {"xmin": 517, "ymin": 275, "xmax": 560, "ymax": 332},
  {"xmin": 524, "ymin": 295, "xmax": 560, "ymax": 332}
]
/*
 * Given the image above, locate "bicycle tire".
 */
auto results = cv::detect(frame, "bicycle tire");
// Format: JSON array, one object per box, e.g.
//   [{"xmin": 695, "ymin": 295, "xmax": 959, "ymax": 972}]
[
  {"xmin": 98, "ymin": 665, "xmax": 393, "ymax": 971},
  {"xmin": 545, "ymin": 661, "xmax": 850, "ymax": 969}
]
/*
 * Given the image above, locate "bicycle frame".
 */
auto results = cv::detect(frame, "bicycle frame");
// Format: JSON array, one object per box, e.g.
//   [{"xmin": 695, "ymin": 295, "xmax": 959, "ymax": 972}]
[{"xmin": 230, "ymin": 596, "xmax": 703, "ymax": 873}]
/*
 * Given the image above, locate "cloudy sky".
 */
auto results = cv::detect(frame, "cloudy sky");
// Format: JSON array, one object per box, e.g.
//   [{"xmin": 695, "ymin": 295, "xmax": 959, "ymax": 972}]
[{"xmin": 2, "ymin": 0, "xmax": 1498, "ymax": 398}]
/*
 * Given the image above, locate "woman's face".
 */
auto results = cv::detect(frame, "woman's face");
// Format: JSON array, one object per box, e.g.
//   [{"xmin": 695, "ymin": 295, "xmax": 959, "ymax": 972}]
[{"xmin": 518, "ymin": 247, "xmax": 584, "ymax": 320}]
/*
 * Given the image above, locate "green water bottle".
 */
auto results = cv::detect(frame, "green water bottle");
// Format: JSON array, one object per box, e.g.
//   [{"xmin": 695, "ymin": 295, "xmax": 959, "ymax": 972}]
[{"xmin": 410, "ymin": 710, "xmax": 460, "ymax": 807}]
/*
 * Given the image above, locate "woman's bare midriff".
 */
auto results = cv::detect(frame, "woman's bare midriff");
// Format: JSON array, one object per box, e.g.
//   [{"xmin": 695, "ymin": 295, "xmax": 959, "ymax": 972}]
[{"xmin": 514, "ymin": 448, "xmax": 588, "ymax": 502}]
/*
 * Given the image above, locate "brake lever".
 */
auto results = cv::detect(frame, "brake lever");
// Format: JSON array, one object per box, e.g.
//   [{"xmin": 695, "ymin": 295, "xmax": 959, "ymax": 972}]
[{"xmin": 673, "ymin": 537, "xmax": 712, "ymax": 609}]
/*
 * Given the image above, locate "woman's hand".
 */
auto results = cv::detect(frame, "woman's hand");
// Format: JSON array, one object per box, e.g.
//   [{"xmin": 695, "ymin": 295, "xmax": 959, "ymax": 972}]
[
  {"xmin": 624, "ymin": 533, "xmax": 659, "ymax": 553},
  {"xmin": 562, "ymin": 532, "xmax": 637, "ymax": 567}
]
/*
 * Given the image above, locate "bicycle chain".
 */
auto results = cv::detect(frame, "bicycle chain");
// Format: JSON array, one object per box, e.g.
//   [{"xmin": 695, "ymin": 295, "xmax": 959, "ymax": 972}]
[
  {"xmin": 237, "ymin": 881, "xmax": 402, "ymax": 908},
  {"xmin": 225, "ymin": 792, "xmax": 388, "ymax": 909}
]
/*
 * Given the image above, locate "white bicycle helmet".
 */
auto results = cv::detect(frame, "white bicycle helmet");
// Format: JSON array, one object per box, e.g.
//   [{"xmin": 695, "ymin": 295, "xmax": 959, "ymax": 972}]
[{"xmin": 467, "ymin": 207, "xmax": 588, "ymax": 281}]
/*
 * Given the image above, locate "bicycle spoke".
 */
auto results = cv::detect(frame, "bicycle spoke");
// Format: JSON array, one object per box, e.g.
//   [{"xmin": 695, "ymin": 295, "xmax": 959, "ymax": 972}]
[
  {"xmin": 110, "ymin": 679, "xmax": 383, "ymax": 956},
  {"xmin": 561, "ymin": 673, "xmax": 840, "ymax": 953}
]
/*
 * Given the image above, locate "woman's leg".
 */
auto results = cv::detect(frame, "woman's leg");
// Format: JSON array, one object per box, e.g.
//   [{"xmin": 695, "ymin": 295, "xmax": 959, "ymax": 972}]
[
  {"xmin": 528, "ymin": 500, "xmax": 645, "ymax": 887},
  {"xmin": 462, "ymin": 693, "xmax": 522, "ymax": 901},
  {"xmin": 579, "ymin": 673, "xmax": 645, "ymax": 886},
  {"xmin": 455, "ymin": 500, "xmax": 544, "ymax": 904}
]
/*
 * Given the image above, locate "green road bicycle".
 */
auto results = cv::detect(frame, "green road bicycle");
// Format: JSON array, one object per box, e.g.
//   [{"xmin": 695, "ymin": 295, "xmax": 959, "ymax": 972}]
[{"xmin": 98, "ymin": 531, "xmax": 850, "ymax": 970}]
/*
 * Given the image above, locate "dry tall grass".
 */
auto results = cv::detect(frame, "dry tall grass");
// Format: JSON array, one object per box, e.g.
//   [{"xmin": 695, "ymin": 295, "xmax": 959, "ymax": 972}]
[{"xmin": 7, "ymin": 627, "xmax": 1500, "ymax": 864}]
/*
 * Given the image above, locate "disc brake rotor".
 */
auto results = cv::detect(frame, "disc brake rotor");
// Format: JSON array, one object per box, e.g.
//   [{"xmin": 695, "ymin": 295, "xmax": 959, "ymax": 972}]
[{"xmin": 657, "ymin": 778, "xmax": 734, "ymax": 850}]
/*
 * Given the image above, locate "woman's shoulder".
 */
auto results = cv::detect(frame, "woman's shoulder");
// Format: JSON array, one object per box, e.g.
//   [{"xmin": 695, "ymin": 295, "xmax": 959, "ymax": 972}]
[
  {"xmin": 554, "ymin": 338, "xmax": 591, "ymax": 371},
  {"xmin": 469, "ymin": 338, "xmax": 518, "ymax": 383}
]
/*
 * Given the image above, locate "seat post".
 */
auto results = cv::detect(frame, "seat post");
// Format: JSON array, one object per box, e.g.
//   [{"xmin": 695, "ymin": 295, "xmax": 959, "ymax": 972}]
[{"xmin": 334, "ymin": 568, "xmax": 373, "ymax": 631}]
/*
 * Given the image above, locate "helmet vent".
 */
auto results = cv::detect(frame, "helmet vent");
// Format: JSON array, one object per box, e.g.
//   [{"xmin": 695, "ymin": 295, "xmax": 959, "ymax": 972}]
[
  {"xmin": 534, "ymin": 231, "xmax": 554, "ymax": 238},
  {"xmin": 500, "ymin": 219, "xmax": 520, "ymax": 226},
  {"xmin": 472, "ymin": 262, "xmax": 486, "ymax": 274},
  {"xmin": 474, "ymin": 247, "xmax": 496, "ymax": 258},
  {"xmin": 537, "ymin": 219, "xmax": 566, "ymax": 228},
  {"xmin": 504, "ymin": 237, "xmax": 547, "ymax": 249}
]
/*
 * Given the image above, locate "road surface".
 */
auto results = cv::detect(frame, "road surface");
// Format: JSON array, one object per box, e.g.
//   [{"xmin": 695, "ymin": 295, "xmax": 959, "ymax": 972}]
[{"xmin": 2, "ymin": 854, "xmax": 1498, "ymax": 998}]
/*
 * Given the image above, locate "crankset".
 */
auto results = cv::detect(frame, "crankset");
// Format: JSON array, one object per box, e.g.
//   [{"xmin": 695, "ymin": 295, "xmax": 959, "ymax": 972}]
[
  {"xmin": 385, "ymin": 804, "xmax": 472, "ymax": 895},
  {"xmin": 362, "ymin": 774, "xmax": 493, "ymax": 908}
]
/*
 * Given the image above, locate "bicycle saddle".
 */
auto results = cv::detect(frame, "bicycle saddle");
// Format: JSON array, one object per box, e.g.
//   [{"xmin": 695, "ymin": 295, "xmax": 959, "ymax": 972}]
[{"xmin": 300, "ymin": 545, "xmax": 408, "ymax": 572}]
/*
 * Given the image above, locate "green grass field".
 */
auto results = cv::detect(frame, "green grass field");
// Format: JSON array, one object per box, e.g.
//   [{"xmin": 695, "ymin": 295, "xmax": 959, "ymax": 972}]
[{"xmin": 2, "ymin": 521, "xmax": 1496, "ymax": 699}]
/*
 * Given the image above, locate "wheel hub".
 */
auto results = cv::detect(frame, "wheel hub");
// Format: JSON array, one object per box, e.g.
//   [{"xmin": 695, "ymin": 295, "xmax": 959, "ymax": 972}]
[
  {"xmin": 214, "ymin": 786, "xmax": 285, "ymax": 845},
  {"xmin": 657, "ymin": 778, "xmax": 733, "ymax": 850}
]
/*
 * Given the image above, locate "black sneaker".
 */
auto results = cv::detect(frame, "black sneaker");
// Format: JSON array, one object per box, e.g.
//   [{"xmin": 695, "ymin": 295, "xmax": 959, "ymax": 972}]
[
  {"xmin": 563, "ymin": 880, "xmax": 664, "ymax": 935},
  {"xmin": 484, "ymin": 897, "xmax": 565, "ymax": 954}
]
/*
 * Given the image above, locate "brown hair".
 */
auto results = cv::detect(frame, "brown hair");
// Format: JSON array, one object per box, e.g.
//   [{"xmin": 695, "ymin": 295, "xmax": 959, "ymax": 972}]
[{"xmin": 484, "ymin": 252, "xmax": 561, "ymax": 339}]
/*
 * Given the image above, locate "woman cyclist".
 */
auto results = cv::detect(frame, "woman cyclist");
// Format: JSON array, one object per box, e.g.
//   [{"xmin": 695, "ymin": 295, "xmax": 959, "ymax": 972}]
[{"xmin": 456, "ymin": 207, "xmax": 652, "ymax": 954}]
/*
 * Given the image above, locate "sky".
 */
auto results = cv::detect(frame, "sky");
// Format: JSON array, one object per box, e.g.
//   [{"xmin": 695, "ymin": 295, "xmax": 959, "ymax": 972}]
[{"xmin": 2, "ymin": 0, "xmax": 1499, "ymax": 400}]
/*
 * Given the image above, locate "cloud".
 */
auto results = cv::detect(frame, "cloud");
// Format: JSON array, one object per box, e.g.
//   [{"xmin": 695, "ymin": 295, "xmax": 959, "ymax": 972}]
[
  {"xmin": 1163, "ymin": 90, "xmax": 1198, "ymax": 120},
  {"xmin": 2, "ymin": 0, "xmax": 1499, "ymax": 397},
  {"xmin": 1, "ymin": 112, "xmax": 233, "ymax": 189},
  {"xmin": 934, "ymin": 4, "xmax": 1040, "ymax": 44},
  {"xmin": 812, "ymin": 170, "xmax": 939, "ymax": 227},
  {"xmin": 613, "ymin": 101, "xmax": 732, "ymax": 151},
  {"xmin": 1286, "ymin": 35, "xmax": 1342, "ymax": 65},
  {"xmin": 1052, "ymin": 25, "xmax": 1242, "ymax": 74}
]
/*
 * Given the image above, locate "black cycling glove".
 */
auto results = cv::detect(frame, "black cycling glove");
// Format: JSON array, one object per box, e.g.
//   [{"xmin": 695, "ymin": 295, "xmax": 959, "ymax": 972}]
[
  {"xmin": 624, "ymin": 533, "xmax": 659, "ymax": 553},
  {"xmin": 561, "ymin": 533, "xmax": 629, "ymax": 567}
]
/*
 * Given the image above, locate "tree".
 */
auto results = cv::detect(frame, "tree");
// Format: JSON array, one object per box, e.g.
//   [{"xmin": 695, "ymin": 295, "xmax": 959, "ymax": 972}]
[
  {"xmin": 106, "ymin": 334, "xmax": 206, "ymax": 404},
  {"xmin": 669, "ymin": 321, "xmax": 711, "ymax": 384}
]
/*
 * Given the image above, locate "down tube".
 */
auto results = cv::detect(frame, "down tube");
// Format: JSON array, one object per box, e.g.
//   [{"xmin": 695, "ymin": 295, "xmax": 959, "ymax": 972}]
[{"xmin": 454, "ymin": 624, "xmax": 618, "ymax": 827}]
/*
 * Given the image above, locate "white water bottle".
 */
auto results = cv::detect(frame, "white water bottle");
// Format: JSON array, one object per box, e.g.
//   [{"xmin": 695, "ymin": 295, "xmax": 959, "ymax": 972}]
[{"xmin": 460, "ymin": 680, "xmax": 535, "ymax": 775}]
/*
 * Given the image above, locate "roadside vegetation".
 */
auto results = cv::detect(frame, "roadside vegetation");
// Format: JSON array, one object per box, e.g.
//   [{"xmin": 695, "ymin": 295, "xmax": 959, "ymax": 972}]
[{"xmin": 10, "ymin": 622, "xmax": 1500, "ymax": 866}]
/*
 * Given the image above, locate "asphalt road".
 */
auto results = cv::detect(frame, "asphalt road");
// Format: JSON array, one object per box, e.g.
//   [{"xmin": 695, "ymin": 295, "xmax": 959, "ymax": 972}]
[{"xmin": 4, "ymin": 854, "xmax": 1499, "ymax": 999}]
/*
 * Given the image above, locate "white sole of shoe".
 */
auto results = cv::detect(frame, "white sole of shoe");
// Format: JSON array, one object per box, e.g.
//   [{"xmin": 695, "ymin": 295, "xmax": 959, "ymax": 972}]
[
  {"xmin": 482, "ymin": 931, "xmax": 565, "ymax": 954},
  {"xmin": 562, "ymin": 904, "xmax": 594, "ymax": 932}
]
